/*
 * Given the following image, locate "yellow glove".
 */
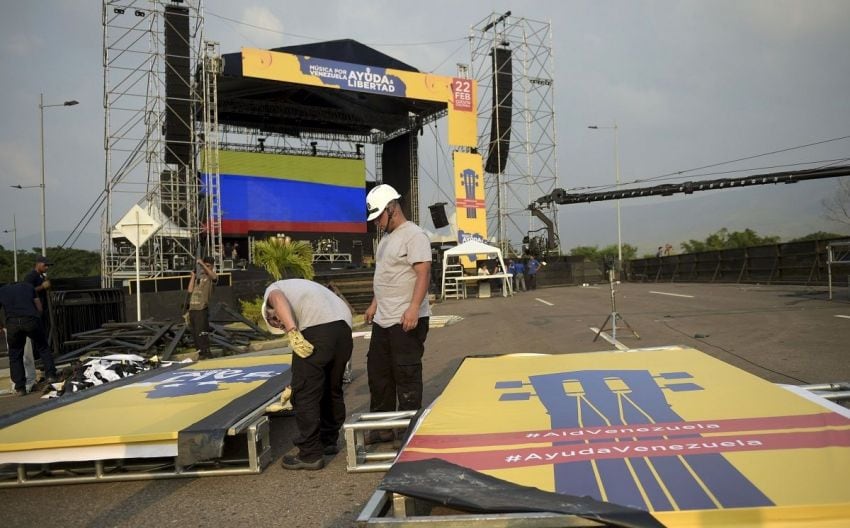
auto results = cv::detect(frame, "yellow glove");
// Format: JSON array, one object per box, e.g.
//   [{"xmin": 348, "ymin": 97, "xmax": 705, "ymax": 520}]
[{"xmin": 288, "ymin": 329, "xmax": 314, "ymax": 358}]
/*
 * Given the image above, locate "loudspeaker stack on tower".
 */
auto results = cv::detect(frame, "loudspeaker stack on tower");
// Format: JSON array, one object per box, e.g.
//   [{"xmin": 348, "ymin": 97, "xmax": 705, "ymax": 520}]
[{"xmin": 484, "ymin": 46, "xmax": 513, "ymax": 174}]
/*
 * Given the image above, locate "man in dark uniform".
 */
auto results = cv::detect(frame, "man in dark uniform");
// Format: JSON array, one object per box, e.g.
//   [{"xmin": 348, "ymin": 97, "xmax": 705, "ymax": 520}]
[
  {"xmin": 24, "ymin": 255, "xmax": 52, "ymax": 339},
  {"xmin": 0, "ymin": 282, "xmax": 58, "ymax": 395}
]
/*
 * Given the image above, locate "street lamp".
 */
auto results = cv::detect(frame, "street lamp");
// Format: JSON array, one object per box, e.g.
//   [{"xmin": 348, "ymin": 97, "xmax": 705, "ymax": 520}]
[
  {"xmin": 588, "ymin": 123, "xmax": 622, "ymax": 270},
  {"xmin": 38, "ymin": 93, "xmax": 79, "ymax": 257},
  {"xmin": 2, "ymin": 215, "xmax": 18, "ymax": 281}
]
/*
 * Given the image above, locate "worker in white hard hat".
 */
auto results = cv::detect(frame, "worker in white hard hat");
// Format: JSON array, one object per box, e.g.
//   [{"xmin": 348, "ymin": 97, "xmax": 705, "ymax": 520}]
[{"xmin": 363, "ymin": 184, "xmax": 432, "ymax": 443}]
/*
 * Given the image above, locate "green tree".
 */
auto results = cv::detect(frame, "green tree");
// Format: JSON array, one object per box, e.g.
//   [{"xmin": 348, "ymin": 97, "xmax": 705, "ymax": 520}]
[
  {"xmin": 680, "ymin": 228, "xmax": 780, "ymax": 253},
  {"xmin": 822, "ymin": 178, "xmax": 850, "ymax": 226},
  {"xmin": 0, "ymin": 246, "xmax": 100, "ymax": 283},
  {"xmin": 569, "ymin": 246, "xmax": 600, "ymax": 261},
  {"xmin": 789, "ymin": 231, "xmax": 844, "ymax": 242},
  {"xmin": 599, "ymin": 243, "xmax": 638, "ymax": 262},
  {"xmin": 251, "ymin": 236, "xmax": 314, "ymax": 280},
  {"xmin": 569, "ymin": 244, "xmax": 637, "ymax": 265}
]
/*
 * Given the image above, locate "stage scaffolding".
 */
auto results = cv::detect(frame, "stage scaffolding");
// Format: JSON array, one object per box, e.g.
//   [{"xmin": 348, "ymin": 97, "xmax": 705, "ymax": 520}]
[
  {"xmin": 469, "ymin": 13, "xmax": 560, "ymax": 256},
  {"xmin": 101, "ymin": 0, "xmax": 213, "ymax": 286}
]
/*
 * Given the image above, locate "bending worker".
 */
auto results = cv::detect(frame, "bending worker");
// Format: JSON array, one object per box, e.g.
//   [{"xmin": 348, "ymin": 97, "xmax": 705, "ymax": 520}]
[
  {"xmin": 364, "ymin": 184, "xmax": 431, "ymax": 444},
  {"xmin": 263, "ymin": 278, "xmax": 353, "ymax": 470}
]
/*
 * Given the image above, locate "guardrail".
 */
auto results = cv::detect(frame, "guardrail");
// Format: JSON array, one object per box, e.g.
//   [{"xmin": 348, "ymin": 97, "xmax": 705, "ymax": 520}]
[{"xmin": 629, "ymin": 237, "xmax": 850, "ymax": 287}]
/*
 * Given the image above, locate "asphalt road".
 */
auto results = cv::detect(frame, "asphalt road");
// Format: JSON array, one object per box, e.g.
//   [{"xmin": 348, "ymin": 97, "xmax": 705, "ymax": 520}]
[{"xmin": 1, "ymin": 282, "xmax": 849, "ymax": 526}]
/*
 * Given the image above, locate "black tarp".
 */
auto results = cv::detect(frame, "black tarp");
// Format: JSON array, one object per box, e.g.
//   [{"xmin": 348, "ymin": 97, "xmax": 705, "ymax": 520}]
[{"xmin": 379, "ymin": 458, "xmax": 665, "ymax": 528}]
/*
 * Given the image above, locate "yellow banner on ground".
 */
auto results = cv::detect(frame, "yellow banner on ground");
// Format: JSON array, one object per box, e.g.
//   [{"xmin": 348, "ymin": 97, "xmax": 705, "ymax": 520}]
[
  {"xmin": 452, "ymin": 151, "xmax": 487, "ymax": 245},
  {"xmin": 0, "ymin": 355, "xmax": 291, "ymax": 453},
  {"xmin": 400, "ymin": 348, "xmax": 850, "ymax": 526},
  {"xmin": 240, "ymin": 48, "xmax": 477, "ymax": 147}
]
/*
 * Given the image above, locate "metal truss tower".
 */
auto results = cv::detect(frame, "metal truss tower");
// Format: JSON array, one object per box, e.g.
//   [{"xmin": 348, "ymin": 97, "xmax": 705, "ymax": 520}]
[
  {"xmin": 101, "ymin": 0, "xmax": 210, "ymax": 286},
  {"xmin": 469, "ymin": 13, "xmax": 560, "ymax": 256}
]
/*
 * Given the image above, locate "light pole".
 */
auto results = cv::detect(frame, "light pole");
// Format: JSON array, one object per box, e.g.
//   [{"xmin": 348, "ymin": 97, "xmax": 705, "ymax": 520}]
[
  {"xmin": 38, "ymin": 93, "xmax": 79, "ymax": 257},
  {"xmin": 588, "ymin": 123, "xmax": 622, "ymax": 269},
  {"xmin": 2, "ymin": 215, "xmax": 18, "ymax": 281}
]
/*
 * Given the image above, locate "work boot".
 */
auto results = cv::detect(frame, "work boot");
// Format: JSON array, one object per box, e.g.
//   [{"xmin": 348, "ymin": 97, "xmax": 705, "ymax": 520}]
[
  {"xmin": 365, "ymin": 430, "xmax": 395, "ymax": 445},
  {"xmin": 281, "ymin": 454, "xmax": 324, "ymax": 471}
]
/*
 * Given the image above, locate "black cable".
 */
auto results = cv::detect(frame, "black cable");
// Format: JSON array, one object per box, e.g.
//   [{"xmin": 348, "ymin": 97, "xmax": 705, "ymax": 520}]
[
  {"xmin": 568, "ymin": 134, "xmax": 850, "ymax": 193},
  {"xmin": 660, "ymin": 319, "xmax": 809, "ymax": 384},
  {"xmin": 206, "ymin": 10, "xmax": 465, "ymax": 47}
]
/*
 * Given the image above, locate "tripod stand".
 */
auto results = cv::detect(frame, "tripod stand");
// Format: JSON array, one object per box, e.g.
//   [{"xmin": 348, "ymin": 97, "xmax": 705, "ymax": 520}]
[{"xmin": 593, "ymin": 269, "xmax": 640, "ymax": 342}]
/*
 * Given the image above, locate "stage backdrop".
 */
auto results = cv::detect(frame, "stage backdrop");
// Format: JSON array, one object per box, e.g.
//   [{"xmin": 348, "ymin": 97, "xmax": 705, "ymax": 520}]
[{"xmin": 202, "ymin": 150, "xmax": 366, "ymax": 235}]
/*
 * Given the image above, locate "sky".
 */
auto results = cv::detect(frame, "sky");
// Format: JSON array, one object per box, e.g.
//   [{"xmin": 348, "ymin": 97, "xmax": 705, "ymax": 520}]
[{"xmin": 1, "ymin": 0, "xmax": 849, "ymax": 256}]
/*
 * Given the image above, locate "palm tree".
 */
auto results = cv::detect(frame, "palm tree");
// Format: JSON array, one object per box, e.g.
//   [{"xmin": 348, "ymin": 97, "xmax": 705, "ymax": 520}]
[{"xmin": 252, "ymin": 236, "xmax": 315, "ymax": 280}]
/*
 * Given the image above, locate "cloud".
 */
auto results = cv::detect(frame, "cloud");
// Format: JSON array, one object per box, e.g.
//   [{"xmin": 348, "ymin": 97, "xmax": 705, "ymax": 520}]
[
  {"xmin": 732, "ymin": 0, "xmax": 850, "ymax": 38},
  {"xmin": 238, "ymin": 6, "xmax": 285, "ymax": 49},
  {"xmin": 1, "ymin": 32, "xmax": 44, "ymax": 58}
]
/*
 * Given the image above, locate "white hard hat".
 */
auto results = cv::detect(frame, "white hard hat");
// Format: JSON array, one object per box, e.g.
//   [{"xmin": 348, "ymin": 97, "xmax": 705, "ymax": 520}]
[
  {"xmin": 366, "ymin": 184, "xmax": 401, "ymax": 221},
  {"xmin": 260, "ymin": 296, "xmax": 285, "ymax": 335}
]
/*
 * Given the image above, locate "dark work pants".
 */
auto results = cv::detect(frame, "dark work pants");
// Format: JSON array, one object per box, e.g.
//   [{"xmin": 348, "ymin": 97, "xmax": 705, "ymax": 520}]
[
  {"xmin": 527, "ymin": 273, "xmax": 537, "ymax": 290},
  {"xmin": 367, "ymin": 317, "xmax": 429, "ymax": 413},
  {"xmin": 189, "ymin": 308, "xmax": 210, "ymax": 355},
  {"xmin": 6, "ymin": 316, "xmax": 55, "ymax": 391},
  {"xmin": 291, "ymin": 320, "xmax": 353, "ymax": 461}
]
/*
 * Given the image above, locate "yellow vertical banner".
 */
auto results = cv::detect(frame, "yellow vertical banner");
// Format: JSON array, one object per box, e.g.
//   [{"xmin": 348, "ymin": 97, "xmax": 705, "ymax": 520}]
[
  {"xmin": 446, "ymin": 77, "xmax": 477, "ymax": 147},
  {"xmin": 453, "ymin": 152, "xmax": 487, "ymax": 244}
]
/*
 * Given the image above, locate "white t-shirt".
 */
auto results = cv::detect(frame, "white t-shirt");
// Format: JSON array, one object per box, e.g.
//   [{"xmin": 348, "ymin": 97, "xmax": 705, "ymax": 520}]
[
  {"xmin": 263, "ymin": 279, "xmax": 352, "ymax": 331},
  {"xmin": 373, "ymin": 221, "xmax": 432, "ymax": 328}
]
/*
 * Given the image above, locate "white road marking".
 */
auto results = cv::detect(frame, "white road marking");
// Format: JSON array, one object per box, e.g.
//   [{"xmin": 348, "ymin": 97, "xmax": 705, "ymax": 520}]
[
  {"xmin": 535, "ymin": 298, "xmax": 554, "ymax": 306},
  {"xmin": 835, "ymin": 315, "xmax": 850, "ymax": 320},
  {"xmin": 589, "ymin": 327, "xmax": 629, "ymax": 351},
  {"xmin": 649, "ymin": 291, "xmax": 694, "ymax": 298}
]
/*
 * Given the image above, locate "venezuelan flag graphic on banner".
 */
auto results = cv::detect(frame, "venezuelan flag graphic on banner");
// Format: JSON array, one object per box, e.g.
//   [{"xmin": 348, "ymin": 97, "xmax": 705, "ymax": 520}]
[
  {"xmin": 399, "ymin": 348, "xmax": 850, "ymax": 526},
  {"xmin": 240, "ymin": 48, "xmax": 477, "ymax": 148}
]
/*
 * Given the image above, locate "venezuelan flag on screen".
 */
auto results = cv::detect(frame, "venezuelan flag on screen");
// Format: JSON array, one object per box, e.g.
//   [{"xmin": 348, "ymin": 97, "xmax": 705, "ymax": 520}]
[{"xmin": 202, "ymin": 150, "xmax": 366, "ymax": 235}]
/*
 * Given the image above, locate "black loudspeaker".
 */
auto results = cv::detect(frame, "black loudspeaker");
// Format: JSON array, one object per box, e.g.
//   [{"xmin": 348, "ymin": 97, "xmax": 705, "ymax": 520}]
[
  {"xmin": 428, "ymin": 203, "xmax": 449, "ymax": 229},
  {"xmin": 164, "ymin": 5, "xmax": 191, "ymax": 166},
  {"xmin": 484, "ymin": 46, "xmax": 512, "ymax": 174},
  {"xmin": 381, "ymin": 133, "xmax": 417, "ymax": 216}
]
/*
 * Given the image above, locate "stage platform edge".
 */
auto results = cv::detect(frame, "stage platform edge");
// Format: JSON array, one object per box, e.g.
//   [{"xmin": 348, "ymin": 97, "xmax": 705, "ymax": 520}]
[
  {"xmin": 0, "ymin": 355, "xmax": 293, "ymax": 488},
  {"xmin": 0, "ymin": 395, "xmax": 280, "ymax": 488}
]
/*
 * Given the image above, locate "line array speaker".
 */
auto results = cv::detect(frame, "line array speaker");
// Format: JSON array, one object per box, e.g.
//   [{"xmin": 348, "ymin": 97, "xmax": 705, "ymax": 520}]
[
  {"xmin": 164, "ymin": 5, "xmax": 191, "ymax": 167},
  {"xmin": 484, "ymin": 46, "xmax": 512, "ymax": 174}
]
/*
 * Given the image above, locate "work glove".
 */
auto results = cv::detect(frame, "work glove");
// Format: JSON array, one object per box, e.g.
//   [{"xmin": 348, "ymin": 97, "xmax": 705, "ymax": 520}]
[{"xmin": 288, "ymin": 329, "xmax": 314, "ymax": 359}]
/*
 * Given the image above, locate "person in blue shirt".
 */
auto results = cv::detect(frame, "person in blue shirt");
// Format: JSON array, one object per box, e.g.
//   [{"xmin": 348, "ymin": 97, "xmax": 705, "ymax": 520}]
[
  {"xmin": 513, "ymin": 259, "xmax": 526, "ymax": 292},
  {"xmin": 527, "ymin": 256, "xmax": 541, "ymax": 290}
]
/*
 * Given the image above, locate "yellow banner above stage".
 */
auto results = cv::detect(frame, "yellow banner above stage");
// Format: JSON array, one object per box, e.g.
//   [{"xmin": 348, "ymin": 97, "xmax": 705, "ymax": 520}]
[
  {"xmin": 240, "ymin": 48, "xmax": 477, "ymax": 148},
  {"xmin": 452, "ymin": 151, "xmax": 487, "ymax": 245}
]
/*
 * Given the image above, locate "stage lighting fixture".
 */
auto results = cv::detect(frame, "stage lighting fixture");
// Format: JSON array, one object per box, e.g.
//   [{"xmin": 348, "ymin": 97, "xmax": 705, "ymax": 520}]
[
  {"xmin": 113, "ymin": 8, "xmax": 125, "ymax": 14},
  {"xmin": 135, "ymin": 9, "xmax": 145, "ymax": 17}
]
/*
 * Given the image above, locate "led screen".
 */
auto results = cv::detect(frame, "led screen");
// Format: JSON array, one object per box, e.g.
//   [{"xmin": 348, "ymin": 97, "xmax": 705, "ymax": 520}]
[{"xmin": 202, "ymin": 150, "xmax": 366, "ymax": 234}]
